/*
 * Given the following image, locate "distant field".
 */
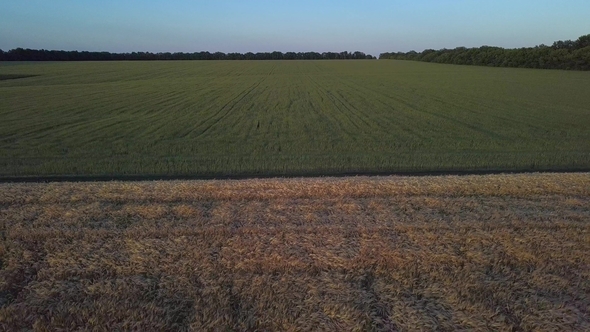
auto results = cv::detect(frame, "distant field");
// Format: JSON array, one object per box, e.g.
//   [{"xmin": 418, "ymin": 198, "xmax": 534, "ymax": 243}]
[
  {"xmin": 1, "ymin": 173, "xmax": 589, "ymax": 330},
  {"xmin": 0, "ymin": 60, "xmax": 589, "ymax": 177}
]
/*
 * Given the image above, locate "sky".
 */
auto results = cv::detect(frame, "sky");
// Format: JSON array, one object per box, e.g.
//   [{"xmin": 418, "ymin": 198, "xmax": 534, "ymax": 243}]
[{"xmin": 1, "ymin": 1, "xmax": 589, "ymax": 56}]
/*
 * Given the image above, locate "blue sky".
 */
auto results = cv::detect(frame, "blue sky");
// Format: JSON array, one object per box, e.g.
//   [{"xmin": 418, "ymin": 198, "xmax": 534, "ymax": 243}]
[{"xmin": 1, "ymin": 1, "xmax": 589, "ymax": 55}]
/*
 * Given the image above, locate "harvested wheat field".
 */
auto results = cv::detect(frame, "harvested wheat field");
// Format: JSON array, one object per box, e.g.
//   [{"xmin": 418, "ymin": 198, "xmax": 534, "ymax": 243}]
[{"xmin": 1, "ymin": 173, "xmax": 589, "ymax": 331}]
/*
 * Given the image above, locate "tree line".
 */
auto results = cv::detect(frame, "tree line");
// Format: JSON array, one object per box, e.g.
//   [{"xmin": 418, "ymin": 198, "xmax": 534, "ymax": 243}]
[
  {"xmin": 380, "ymin": 34, "xmax": 590, "ymax": 70},
  {"xmin": 0, "ymin": 49, "xmax": 375, "ymax": 61}
]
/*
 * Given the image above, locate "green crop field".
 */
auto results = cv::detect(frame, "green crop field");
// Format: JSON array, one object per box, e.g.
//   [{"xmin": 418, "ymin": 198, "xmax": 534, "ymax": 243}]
[{"xmin": 0, "ymin": 60, "xmax": 589, "ymax": 177}]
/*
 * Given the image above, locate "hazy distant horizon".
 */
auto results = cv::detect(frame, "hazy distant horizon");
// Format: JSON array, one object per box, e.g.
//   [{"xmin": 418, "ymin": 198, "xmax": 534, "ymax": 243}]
[{"xmin": 1, "ymin": 0, "xmax": 588, "ymax": 56}]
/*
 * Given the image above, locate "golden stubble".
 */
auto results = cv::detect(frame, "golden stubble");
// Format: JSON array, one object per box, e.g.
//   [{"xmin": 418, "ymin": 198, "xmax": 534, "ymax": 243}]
[{"xmin": 0, "ymin": 173, "xmax": 589, "ymax": 331}]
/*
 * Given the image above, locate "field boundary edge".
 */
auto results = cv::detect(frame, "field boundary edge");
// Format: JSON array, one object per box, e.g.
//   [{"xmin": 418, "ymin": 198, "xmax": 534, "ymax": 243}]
[{"xmin": 1, "ymin": 168, "xmax": 589, "ymax": 183}]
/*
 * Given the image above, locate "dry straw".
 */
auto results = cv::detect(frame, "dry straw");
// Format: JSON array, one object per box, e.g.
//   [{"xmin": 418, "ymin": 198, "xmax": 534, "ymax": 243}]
[{"xmin": 1, "ymin": 173, "xmax": 589, "ymax": 331}]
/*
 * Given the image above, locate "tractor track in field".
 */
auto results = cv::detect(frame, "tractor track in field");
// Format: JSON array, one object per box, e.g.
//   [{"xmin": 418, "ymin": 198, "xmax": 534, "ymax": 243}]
[{"xmin": 191, "ymin": 79, "xmax": 265, "ymax": 139}]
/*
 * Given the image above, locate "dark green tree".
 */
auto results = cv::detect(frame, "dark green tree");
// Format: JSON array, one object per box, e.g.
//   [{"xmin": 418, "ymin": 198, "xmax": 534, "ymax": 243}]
[{"xmin": 575, "ymin": 34, "xmax": 590, "ymax": 49}]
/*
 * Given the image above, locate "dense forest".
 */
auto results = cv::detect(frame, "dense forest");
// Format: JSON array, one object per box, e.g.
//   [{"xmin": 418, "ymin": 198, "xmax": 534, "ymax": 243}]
[
  {"xmin": 0, "ymin": 49, "xmax": 375, "ymax": 61},
  {"xmin": 380, "ymin": 34, "xmax": 590, "ymax": 70}
]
